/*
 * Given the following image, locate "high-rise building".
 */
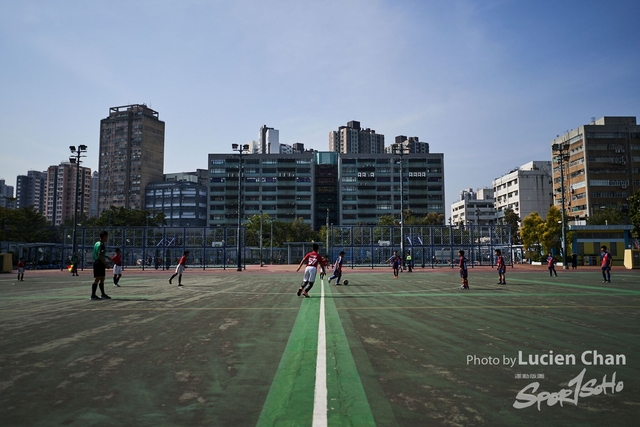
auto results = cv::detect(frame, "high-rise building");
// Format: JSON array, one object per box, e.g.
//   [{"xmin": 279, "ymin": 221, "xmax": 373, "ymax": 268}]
[
  {"xmin": 45, "ymin": 162, "xmax": 91, "ymax": 226},
  {"xmin": 98, "ymin": 104, "xmax": 165, "ymax": 213},
  {"xmin": 0, "ymin": 179, "xmax": 15, "ymax": 209},
  {"xmin": 385, "ymin": 136, "xmax": 430, "ymax": 154},
  {"xmin": 450, "ymin": 188, "xmax": 495, "ymax": 227},
  {"xmin": 551, "ymin": 116, "xmax": 640, "ymax": 219},
  {"xmin": 329, "ymin": 121, "xmax": 385, "ymax": 154},
  {"xmin": 493, "ymin": 161, "xmax": 553, "ymax": 222},
  {"xmin": 15, "ymin": 170, "xmax": 46, "ymax": 212},
  {"xmin": 259, "ymin": 125, "xmax": 279, "ymax": 154},
  {"xmin": 207, "ymin": 151, "xmax": 445, "ymax": 228},
  {"xmin": 338, "ymin": 152, "xmax": 445, "ymax": 225}
]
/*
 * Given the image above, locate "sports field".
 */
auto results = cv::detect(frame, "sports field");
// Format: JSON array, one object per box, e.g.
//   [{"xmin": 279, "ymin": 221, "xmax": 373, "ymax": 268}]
[{"xmin": 1, "ymin": 265, "xmax": 639, "ymax": 427}]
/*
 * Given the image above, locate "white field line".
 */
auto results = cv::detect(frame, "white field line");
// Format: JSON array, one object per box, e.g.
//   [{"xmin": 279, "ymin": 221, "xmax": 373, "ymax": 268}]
[{"xmin": 312, "ymin": 278, "xmax": 328, "ymax": 427}]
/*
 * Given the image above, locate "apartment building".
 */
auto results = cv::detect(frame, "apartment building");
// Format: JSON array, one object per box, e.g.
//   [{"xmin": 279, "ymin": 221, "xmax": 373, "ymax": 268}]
[
  {"xmin": 207, "ymin": 150, "xmax": 445, "ymax": 228},
  {"xmin": 493, "ymin": 161, "xmax": 553, "ymax": 221},
  {"xmin": 15, "ymin": 170, "xmax": 46, "ymax": 212},
  {"xmin": 45, "ymin": 162, "xmax": 91, "ymax": 226},
  {"xmin": 329, "ymin": 121, "xmax": 385, "ymax": 154},
  {"xmin": 551, "ymin": 116, "xmax": 640, "ymax": 219},
  {"xmin": 98, "ymin": 104, "xmax": 165, "ymax": 213},
  {"xmin": 450, "ymin": 188, "xmax": 495, "ymax": 227}
]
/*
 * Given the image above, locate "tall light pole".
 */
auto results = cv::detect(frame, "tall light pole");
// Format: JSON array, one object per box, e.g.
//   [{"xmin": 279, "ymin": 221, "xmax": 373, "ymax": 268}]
[
  {"xmin": 232, "ymin": 144, "xmax": 249, "ymax": 271},
  {"xmin": 393, "ymin": 142, "xmax": 409, "ymax": 261},
  {"xmin": 69, "ymin": 145, "xmax": 88, "ymax": 256},
  {"xmin": 259, "ymin": 210, "xmax": 263, "ymax": 267},
  {"xmin": 552, "ymin": 142, "xmax": 569, "ymax": 269}
]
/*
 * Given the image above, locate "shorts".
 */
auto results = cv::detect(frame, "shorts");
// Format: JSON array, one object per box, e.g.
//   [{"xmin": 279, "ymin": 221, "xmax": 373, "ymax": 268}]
[
  {"xmin": 498, "ymin": 268, "xmax": 506, "ymax": 274},
  {"xmin": 601, "ymin": 266, "xmax": 610, "ymax": 272},
  {"xmin": 303, "ymin": 266, "xmax": 317, "ymax": 283},
  {"xmin": 332, "ymin": 269, "xmax": 342, "ymax": 278},
  {"xmin": 18, "ymin": 267, "xmax": 24, "ymax": 274},
  {"xmin": 113, "ymin": 265, "xmax": 123, "ymax": 275},
  {"xmin": 175, "ymin": 264, "xmax": 185, "ymax": 274},
  {"xmin": 460, "ymin": 271, "xmax": 468, "ymax": 279},
  {"xmin": 93, "ymin": 260, "xmax": 106, "ymax": 278}
]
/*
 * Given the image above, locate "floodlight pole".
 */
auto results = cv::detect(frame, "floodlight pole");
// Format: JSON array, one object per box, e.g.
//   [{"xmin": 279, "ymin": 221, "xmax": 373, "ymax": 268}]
[
  {"xmin": 69, "ymin": 145, "xmax": 87, "ymax": 256},
  {"xmin": 552, "ymin": 142, "xmax": 569, "ymax": 270},
  {"xmin": 232, "ymin": 143, "xmax": 249, "ymax": 271}
]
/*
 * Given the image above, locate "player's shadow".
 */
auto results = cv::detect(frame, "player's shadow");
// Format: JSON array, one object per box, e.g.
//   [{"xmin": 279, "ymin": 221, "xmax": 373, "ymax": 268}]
[{"xmin": 108, "ymin": 298, "xmax": 171, "ymax": 302}]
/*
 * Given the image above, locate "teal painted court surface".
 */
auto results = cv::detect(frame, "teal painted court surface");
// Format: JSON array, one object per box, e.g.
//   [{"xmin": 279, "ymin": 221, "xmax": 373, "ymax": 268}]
[{"xmin": 1, "ymin": 266, "xmax": 639, "ymax": 426}]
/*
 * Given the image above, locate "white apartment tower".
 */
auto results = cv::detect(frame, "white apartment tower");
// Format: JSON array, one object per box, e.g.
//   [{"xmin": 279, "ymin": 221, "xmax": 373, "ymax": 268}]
[{"xmin": 493, "ymin": 161, "xmax": 553, "ymax": 221}]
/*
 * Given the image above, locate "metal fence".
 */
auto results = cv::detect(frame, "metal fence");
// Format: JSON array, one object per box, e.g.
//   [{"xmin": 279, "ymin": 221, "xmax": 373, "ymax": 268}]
[
  {"xmin": 327, "ymin": 225, "xmax": 513, "ymax": 269},
  {"xmin": 3, "ymin": 224, "xmax": 512, "ymax": 270}
]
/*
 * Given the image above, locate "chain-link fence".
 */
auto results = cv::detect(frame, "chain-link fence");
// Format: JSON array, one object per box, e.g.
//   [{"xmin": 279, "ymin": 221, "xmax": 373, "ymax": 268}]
[{"xmin": 4, "ymin": 224, "xmax": 512, "ymax": 270}]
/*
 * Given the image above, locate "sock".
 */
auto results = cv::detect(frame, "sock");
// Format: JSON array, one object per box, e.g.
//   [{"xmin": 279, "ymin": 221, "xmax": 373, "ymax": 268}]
[
  {"xmin": 91, "ymin": 282, "xmax": 98, "ymax": 296},
  {"xmin": 99, "ymin": 282, "xmax": 105, "ymax": 295},
  {"xmin": 305, "ymin": 283, "xmax": 314, "ymax": 292},
  {"xmin": 178, "ymin": 274, "xmax": 182, "ymax": 284}
]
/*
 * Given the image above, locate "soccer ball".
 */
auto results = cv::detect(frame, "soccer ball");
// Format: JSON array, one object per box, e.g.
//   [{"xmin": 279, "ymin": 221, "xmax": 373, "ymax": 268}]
[{"xmin": 343, "ymin": 280, "xmax": 349, "ymax": 286}]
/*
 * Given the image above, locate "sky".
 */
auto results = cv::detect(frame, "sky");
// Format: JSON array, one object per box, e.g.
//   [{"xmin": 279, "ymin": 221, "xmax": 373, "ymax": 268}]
[{"xmin": 1, "ymin": 0, "xmax": 639, "ymax": 217}]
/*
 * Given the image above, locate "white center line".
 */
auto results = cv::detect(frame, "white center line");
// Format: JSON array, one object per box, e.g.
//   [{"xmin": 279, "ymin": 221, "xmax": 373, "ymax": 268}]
[{"xmin": 312, "ymin": 277, "xmax": 328, "ymax": 427}]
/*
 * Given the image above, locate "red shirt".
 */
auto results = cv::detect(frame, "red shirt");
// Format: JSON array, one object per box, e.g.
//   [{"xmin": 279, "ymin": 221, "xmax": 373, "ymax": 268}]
[
  {"xmin": 302, "ymin": 251, "xmax": 325, "ymax": 268},
  {"xmin": 17, "ymin": 260, "xmax": 26, "ymax": 268},
  {"xmin": 111, "ymin": 254, "xmax": 122, "ymax": 266},
  {"xmin": 178, "ymin": 255, "xmax": 188, "ymax": 266},
  {"xmin": 601, "ymin": 251, "xmax": 611, "ymax": 268}
]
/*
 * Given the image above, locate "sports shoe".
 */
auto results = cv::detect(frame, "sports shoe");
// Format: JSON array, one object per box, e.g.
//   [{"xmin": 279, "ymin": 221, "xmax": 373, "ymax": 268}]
[
  {"xmin": 328, "ymin": 277, "xmax": 333, "ymax": 283},
  {"xmin": 302, "ymin": 291, "xmax": 310, "ymax": 298},
  {"xmin": 101, "ymin": 294, "xmax": 111, "ymax": 299},
  {"xmin": 297, "ymin": 288, "xmax": 302, "ymax": 296},
  {"xmin": 113, "ymin": 283, "xmax": 120, "ymax": 287},
  {"xmin": 90, "ymin": 295, "xmax": 101, "ymax": 300},
  {"xmin": 178, "ymin": 284, "xmax": 184, "ymax": 287},
  {"xmin": 460, "ymin": 285, "xmax": 465, "ymax": 290},
  {"xmin": 336, "ymin": 282, "xmax": 341, "ymax": 286}
]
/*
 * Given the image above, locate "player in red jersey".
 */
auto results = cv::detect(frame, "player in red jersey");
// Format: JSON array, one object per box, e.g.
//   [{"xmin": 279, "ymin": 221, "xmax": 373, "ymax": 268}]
[
  {"xmin": 111, "ymin": 248, "xmax": 123, "ymax": 287},
  {"xmin": 600, "ymin": 245, "xmax": 612, "ymax": 283},
  {"xmin": 17, "ymin": 257, "xmax": 26, "ymax": 281},
  {"xmin": 495, "ymin": 249, "xmax": 506, "ymax": 285},
  {"xmin": 169, "ymin": 251, "xmax": 190, "ymax": 287},
  {"xmin": 296, "ymin": 243, "xmax": 327, "ymax": 298}
]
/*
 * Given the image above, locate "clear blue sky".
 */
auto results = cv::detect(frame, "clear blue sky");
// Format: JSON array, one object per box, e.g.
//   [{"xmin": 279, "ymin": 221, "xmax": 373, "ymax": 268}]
[{"xmin": 1, "ymin": 0, "xmax": 639, "ymax": 217}]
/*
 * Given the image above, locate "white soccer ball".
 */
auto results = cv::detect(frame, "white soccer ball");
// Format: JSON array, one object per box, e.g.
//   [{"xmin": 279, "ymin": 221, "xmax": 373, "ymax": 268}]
[{"xmin": 343, "ymin": 280, "xmax": 349, "ymax": 285}]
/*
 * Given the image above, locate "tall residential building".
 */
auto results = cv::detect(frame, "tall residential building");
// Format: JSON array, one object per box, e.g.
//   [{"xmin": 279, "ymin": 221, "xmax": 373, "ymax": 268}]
[
  {"xmin": 98, "ymin": 104, "xmax": 165, "ymax": 213},
  {"xmin": 493, "ymin": 161, "xmax": 553, "ymax": 221},
  {"xmin": 258, "ymin": 125, "xmax": 279, "ymax": 154},
  {"xmin": 385, "ymin": 136, "xmax": 430, "ymax": 154},
  {"xmin": 551, "ymin": 116, "xmax": 640, "ymax": 219},
  {"xmin": 450, "ymin": 188, "xmax": 495, "ymax": 227},
  {"xmin": 0, "ymin": 179, "xmax": 15, "ymax": 208},
  {"xmin": 207, "ymin": 151, "xmax": 445, "ymax": 228},
  {"xmin": 329, "ymin": 121, "xmax": 385, "ymax": 154},
  {"xmin": 15, "ymin": 170, "xmax": 46, "ymax": 212},
  {"xmin": 45, "ymin": 162, "xmax": 91, "ymax": 226},
  {"xmin": 338, "ymin": 152, "xmax": 445, "ymax": 225}
]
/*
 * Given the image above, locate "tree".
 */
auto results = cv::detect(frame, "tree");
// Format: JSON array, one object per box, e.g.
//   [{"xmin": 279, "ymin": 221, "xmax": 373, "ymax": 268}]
[
  {"xmin": 628, "ymin": 189, "xmax": 640, "ymax": 240},
  {"xmin": 0, "ymin": 206, "xmax": 59, "ymax": 243},
  {"xmin": 378, "ymin": 215, "xmax": 398, "ymax": 226},
  {"xmin": 520, "ymin": 212, "xmax": 544, "ymax": 257},
  {"xmin": 586, "ymin": 204, "xmax": 627, "ymax": 225},
  {"xmin": 502, "ymin": 208, "xmax": 521, "ymax": 245},
  {"xmin": 541, "ymin": 206, "xmax": 562, "ymax": 255},
  {"xmin": 85, "ymin": 207, "xmax": 166, "ymax": 227}
]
